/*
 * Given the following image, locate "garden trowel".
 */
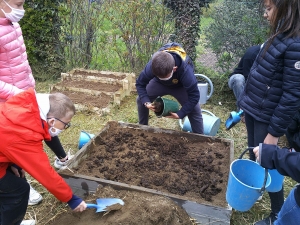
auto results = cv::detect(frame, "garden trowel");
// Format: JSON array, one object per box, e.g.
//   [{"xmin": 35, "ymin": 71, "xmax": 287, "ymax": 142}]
[
  {"xmin": 86, "ymin": 198, "xmax": 124, "ymax": 213},
  {"xmin": 225, "ymin": 109, "xmax": 244, "ymax": 130}
]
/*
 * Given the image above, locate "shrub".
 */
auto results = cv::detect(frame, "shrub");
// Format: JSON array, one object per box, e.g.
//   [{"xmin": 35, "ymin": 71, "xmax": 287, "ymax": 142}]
[
  {"xmin": 21, "ymin": 0, "xmax": 64, "ymax": 80},
  {"xmin": 203, "ymin": 0, "xmax": 268, "ymax": 74}
]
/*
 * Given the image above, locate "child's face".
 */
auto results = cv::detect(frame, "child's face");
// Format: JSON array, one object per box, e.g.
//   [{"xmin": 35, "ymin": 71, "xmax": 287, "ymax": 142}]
[
  {"xmin": 0, "ymin": 0, "xmax": 25, "ymax": 18},
  {"xmin": 263, "ymin": 0, "xmax": 276, "ymax": 26}
]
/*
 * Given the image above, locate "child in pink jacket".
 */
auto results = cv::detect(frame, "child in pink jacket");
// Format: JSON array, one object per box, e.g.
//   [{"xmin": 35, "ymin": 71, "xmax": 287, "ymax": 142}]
[{"xmin": 0, "ymin": 0, "xmax": 73, "ymax": 212}]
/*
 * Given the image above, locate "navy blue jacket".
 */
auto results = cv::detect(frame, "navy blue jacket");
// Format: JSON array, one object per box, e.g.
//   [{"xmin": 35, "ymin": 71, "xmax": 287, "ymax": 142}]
[
  {"xmin": 258, "ymin": 143, "xmax": 300, "ymax": 207},
  {"xmin": 239, "ymin": 34, "xmax": 300, "ymax": 137},
  {"xmin": 286, "ymin": 109, "xmax": 300, "ymax": 152},
  {"xmin": 136, "ymin": 48, "xmax": 199, "ymax": 119}
]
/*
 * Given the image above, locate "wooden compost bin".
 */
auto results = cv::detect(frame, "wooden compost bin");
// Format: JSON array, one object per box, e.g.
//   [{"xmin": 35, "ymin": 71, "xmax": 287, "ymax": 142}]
[{"xmin": 59, "ymin": 121, "xmax": 234, "ymax": 224}]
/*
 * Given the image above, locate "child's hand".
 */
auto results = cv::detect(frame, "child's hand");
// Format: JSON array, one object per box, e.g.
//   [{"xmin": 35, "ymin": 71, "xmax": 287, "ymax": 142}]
[
  {"xmin": 165, "ymin": 112, "xmax": 179, "ymax": 119},
  {"xmin": 11, "ymin": 165, "xmax": 25, "ymax": 178},
  {"xmin": 145, "ymin": 103, "xmax": 155, "ymax": 111},
  {"xmin": 253, "ymin": 146, "xmax": 260, "ymax": 161},
  {"xmin": 264, "ymin": 133, "xmax": 279, "ymax": 145},
  {"xmin": 73, "ymin": 201, "xmax": 87, "ymax": 212}
]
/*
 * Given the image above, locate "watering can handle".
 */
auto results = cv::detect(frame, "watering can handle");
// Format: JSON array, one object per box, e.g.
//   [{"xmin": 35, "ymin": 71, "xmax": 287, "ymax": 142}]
[
  {"xmin": 239, "ymin": 147, "xmax": 269, "ymax": 194},
  {"xmin": 202, "ymin": 109, "xmax": 216, "ymax": 117}
]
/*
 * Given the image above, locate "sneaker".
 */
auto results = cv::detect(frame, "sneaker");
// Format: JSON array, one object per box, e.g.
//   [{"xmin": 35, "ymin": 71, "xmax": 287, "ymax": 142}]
[
  {"xmin": 28, "ymin": 184, "xmax": 43, "ymax": 205},
  {"xmin": 53, "ymin": 152, "xmax": 74, "ymax": 169},
  {"xmin": 20, "ymin": 220, "xmax": 36, "ymax": 225},
  {"xmin": 254, "ymin": 212, "xmax": 278, "ymax": 225}
]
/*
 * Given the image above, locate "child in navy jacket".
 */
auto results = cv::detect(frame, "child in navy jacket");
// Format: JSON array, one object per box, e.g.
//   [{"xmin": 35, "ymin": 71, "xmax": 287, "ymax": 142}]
[{"xmin": 254, "ymin": 144, "xmax": 300, "ymax": 225}]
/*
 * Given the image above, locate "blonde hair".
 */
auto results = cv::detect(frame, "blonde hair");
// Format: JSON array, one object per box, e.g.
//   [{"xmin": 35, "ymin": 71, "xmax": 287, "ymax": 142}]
[
  {"xmin": 48, "ymin": 93, "xmax": 75, "ymax": 119},
  {"xmin": 151, "ymin": 51, "xmax": 175, "ymax": 78}
]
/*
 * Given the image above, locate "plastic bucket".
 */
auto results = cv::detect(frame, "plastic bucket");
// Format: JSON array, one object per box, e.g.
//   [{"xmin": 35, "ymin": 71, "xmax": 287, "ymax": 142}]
[
  {"xmin": 226, "ymin": 148, "xmax": 271, "ymax": 212},
  {"xmin": 266, "ymin": 169, "xmax": 284, "ymax": 192},
  {"xmin": 154, "ymin": 96, "xmax": 180, "ymax": 118},
  {"xmin": 179, "ymin": 110, "xmax": 221, "ymax": 136},
  {"xmin": 78, "ymin": 131, "xmax": 95, "ymax": 149}
]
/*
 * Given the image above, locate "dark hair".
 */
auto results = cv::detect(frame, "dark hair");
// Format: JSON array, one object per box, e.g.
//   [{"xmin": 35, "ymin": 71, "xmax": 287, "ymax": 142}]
[
  {"xmin": 151, "ymin": 51, "xmax": 175, "ymax": 78},
  {"xmin": 260, "ymin": 0, "xmax": 300, "ymax": 48}
]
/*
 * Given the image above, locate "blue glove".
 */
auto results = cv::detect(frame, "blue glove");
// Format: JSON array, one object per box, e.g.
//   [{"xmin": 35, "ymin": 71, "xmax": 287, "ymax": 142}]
[{"xmin": 67, "ymin": 194, "xmax": 83, "ymax": 210}]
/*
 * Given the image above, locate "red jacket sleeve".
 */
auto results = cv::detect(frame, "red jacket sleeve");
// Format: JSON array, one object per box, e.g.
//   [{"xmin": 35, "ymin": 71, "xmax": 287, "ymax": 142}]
[{"xmin": 4, "ymin": 141, "xmax": 73, "ymax": 203}]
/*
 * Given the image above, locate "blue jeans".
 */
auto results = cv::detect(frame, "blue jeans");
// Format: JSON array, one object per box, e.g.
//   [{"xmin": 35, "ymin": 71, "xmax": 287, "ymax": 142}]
[
  {"xmin": 275, "ymin": 188, "xmax": 300, "ymax": 225},
  {"xmin": 228, "ymin": 74, "xmax": 245, "ymax": 110},
  {"xmin": 245, "ymin": 113, "xmax": 284, "ymax": 215},
  {"xmin": 137, "ymin": 79, "xmax": 203, "ymax": 134},
  {"xmin": 0, "ymin": 168, "xmax": 30, "ymax": 225}
]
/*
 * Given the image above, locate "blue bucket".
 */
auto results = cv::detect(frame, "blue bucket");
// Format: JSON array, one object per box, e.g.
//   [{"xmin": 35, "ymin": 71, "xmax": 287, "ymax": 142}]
[
  {"xmin": 266, "ymin": 169, "xmax": 284, "ymax": 192},
  {"xmin": 179, "ymin": 110, "xmax": 221, "ymax": 136},
  {"xmin": 226, "ymin": 148, "xmax": 271, "ymax": 212},
  {"xmin": 78, "ymin": 131, "xmax": 95, "ymax": 149}
]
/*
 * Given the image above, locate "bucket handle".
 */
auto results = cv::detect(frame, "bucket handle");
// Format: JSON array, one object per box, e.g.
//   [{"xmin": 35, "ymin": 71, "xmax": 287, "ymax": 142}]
[{"xmin": 239, "ymin": 147, "xmax": 268, "ymax": 194}]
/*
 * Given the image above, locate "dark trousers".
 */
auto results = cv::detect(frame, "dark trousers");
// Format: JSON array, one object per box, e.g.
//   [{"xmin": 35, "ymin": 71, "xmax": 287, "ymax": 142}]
[
  {"xmin": 0, "ymin": 168, "xmax": 29, "ymax": 225},
  {"xmin": 245, "ymin": 113, "xmax": 284, "ymax": 214},
  {"xmin": 137, "ymin": 79, "xmax": 204, "ymax": 134}
]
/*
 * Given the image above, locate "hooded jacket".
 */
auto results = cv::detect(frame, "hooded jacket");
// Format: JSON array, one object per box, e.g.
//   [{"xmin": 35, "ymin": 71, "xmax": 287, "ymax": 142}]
[
  {"xmin": 136, "ymin": 43, "xmax": 199, "ymax": 119},
  {"xmin": 0, "ymin": 18, "xmax": 35, "ymax": 102},
  {"xmin": 0, "ymin": 88, "xmax": 73, "ymax": 203}
]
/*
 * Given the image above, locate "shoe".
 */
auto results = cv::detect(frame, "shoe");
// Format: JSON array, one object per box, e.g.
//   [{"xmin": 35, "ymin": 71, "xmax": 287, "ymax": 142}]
[
  {"xmin": 28, "ymin": 184, "xmax": 43, "ymax": 205},
  {"xmin": 20, "ymin": 220, "xmax": 36, "ymax": 225},
  {"xmin": 53, "ymin": 151, "xmax": 74, "ymax": 169},
  {"xmin": 254, "ymin": 212, "xmax": 278, "ymax": 225}
]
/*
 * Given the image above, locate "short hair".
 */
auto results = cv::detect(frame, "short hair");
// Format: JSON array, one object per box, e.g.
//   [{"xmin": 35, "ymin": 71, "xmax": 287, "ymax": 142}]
[
  {"xmin": 151, "ymin": 51, "xmax": 175, "ymax": 78},
  {"xmin": 48, "ymin": 93, "xmax": 75, "ymax": 119}
]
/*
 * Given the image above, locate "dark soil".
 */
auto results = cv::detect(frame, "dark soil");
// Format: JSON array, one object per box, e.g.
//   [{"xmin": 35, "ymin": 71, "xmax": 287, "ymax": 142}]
[
  {"xmin": 47, "ymin": 185, "xmax": 193, "ymax": 225},
  {"xmin": 58, "ymin": 80, "xmax": 122, "ymax": 92},
  {"xmin": 50, "ymin": 88, "xmax": 113, "ymax": 109},
  {"xmin": 73, "ymin": 121, "xmax": 231, "ymax": 208}
]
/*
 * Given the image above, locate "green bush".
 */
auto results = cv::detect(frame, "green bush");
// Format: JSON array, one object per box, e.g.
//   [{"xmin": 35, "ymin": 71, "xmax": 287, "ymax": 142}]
[
  {"xmin": 203, "ymin": 0, "xmax": 268, "ymax": 74},
  {"xmin": 21, "ymin": 0, "xmax": 65, "ymax": 81}
]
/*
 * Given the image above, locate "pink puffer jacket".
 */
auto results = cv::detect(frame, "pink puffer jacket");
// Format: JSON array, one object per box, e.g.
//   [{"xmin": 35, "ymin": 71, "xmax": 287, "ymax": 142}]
[{"xmin": 0, "ymin": 18, "xmax": 35, "ymax": 102}]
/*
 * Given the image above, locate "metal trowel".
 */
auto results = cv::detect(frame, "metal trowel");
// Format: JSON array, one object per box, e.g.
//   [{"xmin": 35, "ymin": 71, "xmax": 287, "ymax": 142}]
[
  {"xmin": 225, "ymin": 109, "xmax": 244, "ymax": 130},
  {"xmin": 86, "ymin": 198, "xmax": 125, "ymax": 213}
]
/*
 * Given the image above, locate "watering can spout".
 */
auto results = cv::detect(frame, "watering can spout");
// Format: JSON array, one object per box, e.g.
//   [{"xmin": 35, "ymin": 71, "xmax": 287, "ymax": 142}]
[{"xmin": 225, "ymin": 109, "xmax": 244, "ymax": 130}]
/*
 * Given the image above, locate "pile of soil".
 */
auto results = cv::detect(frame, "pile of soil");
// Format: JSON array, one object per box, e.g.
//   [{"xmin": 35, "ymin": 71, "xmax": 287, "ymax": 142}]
[
  {"xmin": 47, "ymin": 186, "xmax": 193, "ymax": 225},
  {"xmin": 73, "ymin": 121, "xmax": 231, "ymax": 207},
  {"xmin": 58, "ymin": 80, "xmax": 122, "ymax": 92}
]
